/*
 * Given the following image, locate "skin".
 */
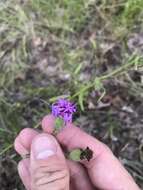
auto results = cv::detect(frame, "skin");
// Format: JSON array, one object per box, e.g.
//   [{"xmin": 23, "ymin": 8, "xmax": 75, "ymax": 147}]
[{"xmin": 14, "ymin": 115, "xmax": 140, "ymax": 190}]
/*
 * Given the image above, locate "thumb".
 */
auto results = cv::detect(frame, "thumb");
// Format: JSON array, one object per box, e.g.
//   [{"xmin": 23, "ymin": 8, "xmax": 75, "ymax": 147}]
[{"xmin": 30, "ymin": 134, "xmax": 69, "ymax": 190}]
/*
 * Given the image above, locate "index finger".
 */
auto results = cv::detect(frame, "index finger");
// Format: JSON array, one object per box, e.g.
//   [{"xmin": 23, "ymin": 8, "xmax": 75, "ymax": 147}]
[
  {"xmin": 42, "ymin": 115, "xmax": 140, "ymax": 190},
  {"xmin": 42, "ymin": 115, "xmax": 110, "ymax": 166}
]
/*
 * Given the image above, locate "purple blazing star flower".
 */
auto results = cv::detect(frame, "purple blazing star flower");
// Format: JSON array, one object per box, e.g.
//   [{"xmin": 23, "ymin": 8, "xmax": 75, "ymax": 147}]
[{"xmin": 52, "ymin": 99, "xmax": 76, "ymax": 123}]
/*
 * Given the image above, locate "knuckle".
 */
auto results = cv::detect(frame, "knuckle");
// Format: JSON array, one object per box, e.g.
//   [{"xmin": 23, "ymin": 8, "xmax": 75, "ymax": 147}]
[
  {"xmin": 33, "ymin": 165, "xmax": 69, "ymax": 189},
  {"xmin": 19, "ymin": 128, "xmax": 31, "ymax": 136}
]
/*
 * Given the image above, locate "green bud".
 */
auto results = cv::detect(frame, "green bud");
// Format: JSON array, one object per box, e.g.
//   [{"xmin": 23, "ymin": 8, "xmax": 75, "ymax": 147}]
[
  {"xmin": 53, "ymin": 117, "xmax": 64, "ymax": 135},
  {"xmin": 69, "ymin": 149, "xmax": 82, "ymax": 161}
]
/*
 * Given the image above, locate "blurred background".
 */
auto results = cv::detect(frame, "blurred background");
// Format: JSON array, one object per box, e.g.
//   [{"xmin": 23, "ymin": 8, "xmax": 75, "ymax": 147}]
[{"xmin": 0, "ymin": 0, "xmax": 143, "ymax": 189}]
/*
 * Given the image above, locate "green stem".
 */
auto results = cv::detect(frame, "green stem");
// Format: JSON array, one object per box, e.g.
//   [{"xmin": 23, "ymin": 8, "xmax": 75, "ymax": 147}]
[
  {"xmin": 0, "ymin": 144, "xmax": 13, "ymax": 156},
  {"xmin": 0, "ymin": 122, "xmax": 41, "ymax": 156},
  {"xmin": 34, "ymin": 122, "xmax": 41, "ymax": 129},
  {"xmin": 72, "ymin": 58, "xmax": 138, "ymax": 99}
]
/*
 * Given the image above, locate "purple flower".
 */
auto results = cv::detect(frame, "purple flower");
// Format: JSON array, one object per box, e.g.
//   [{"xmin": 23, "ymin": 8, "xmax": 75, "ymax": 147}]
[{"xmin": 52, "ymin": 99, "xmax": 76, "ymax": 123}]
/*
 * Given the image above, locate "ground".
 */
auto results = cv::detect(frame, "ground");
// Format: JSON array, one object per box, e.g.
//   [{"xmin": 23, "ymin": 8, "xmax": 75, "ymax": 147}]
[{"xmin": 0, "ymin": 0, "xmax": 143, "ymax": 189}]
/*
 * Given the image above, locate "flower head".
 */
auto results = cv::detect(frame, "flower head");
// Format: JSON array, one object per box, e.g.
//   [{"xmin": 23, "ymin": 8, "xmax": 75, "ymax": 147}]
[{"xmin": 52, "ymin": 99, "xmax": 76, "ymax": 123}]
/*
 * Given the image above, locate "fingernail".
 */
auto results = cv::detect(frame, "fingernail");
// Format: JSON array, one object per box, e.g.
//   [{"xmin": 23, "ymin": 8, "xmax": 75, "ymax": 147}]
[{"xmin": 32, "ymin": 135, "xmax": 57, "ymax": 159}]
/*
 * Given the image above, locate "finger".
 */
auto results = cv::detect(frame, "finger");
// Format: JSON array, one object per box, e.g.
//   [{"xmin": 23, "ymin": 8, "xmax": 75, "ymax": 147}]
[
  {"xmin": 14, "ymin": 115, "xmax": 63, "ymax": 154},
  {"xmin": 14, "ymin": 115, "xmax": 55, "ymax": 155},
  {"xmin": 30, "ymin": 134, "xmax": 70, "ymax": 190},
  {"xmin": 42, "ymin": 116, "xmax": 140, "ymax": 190},
  {"xmin": 18, "ymin": 159, "xmax": 31, "ymax": 190},
  {"xmin": 14, "ymin": 127, "xmax": 93, "ymax": 190},
  {"xmin": 42, "ymin": 115, "xmax": 95, "ymax": 189},
  {"xmin": 56, "ymin": 125, "xmax": 140, "ymax": 190},
  {"xmin": 15, "ymin": 129, "xmax": 38, "ymax": 190},
  {"xmin": 42, "ymin": 115, "xmax": 106, "ymax": 161},
  {"xmin": 14, "ymin": 128, "xmax": 38, "ymax": 155},
  {"xmin": 15, "ymin": 129, "xmax": 69, "ymax": 190},
  {"xmin": 67, "ymin": 160, "xmax": 94, "ymax": 190},
  {"xmin": 41, "ymin": 115, "xmax": 55, "ymax": 133}
]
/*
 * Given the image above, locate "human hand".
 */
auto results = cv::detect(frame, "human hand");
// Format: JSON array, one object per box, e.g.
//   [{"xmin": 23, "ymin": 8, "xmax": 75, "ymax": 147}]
[
  {"xmin": 14, "ymin": 115, "xmax": 93, "ymax": 190},
  {"xmin": 14, "ymin": 115, "xmax": 140, "ymax": 190}
]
